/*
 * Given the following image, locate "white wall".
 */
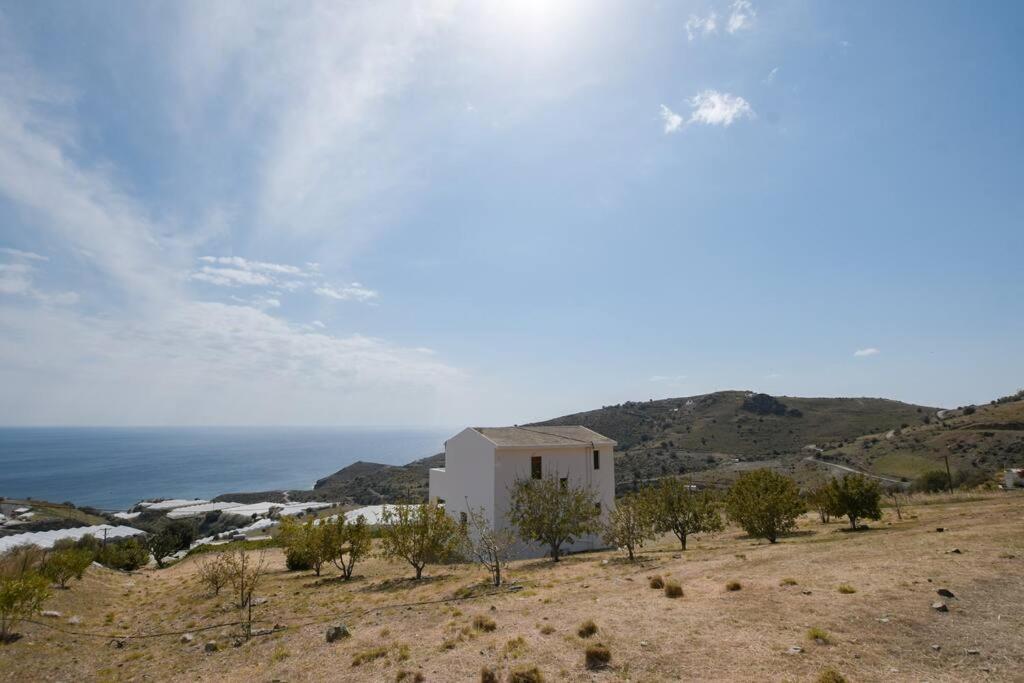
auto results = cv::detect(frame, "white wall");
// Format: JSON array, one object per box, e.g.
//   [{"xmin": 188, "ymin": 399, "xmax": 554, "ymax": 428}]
[
  {"xmin": 429, "ymin": 427, "xmax": 496, "ymax": 526},
  {"xmin": 492, "ymin": 444, "xmax": 615, "ymax": 558}
]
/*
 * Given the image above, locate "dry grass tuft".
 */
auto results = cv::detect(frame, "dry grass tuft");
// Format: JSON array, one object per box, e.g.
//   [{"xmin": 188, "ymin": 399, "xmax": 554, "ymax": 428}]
[
  {"xmin": 508, "ymin": 665, "xmax": 544, "ymax": 683},
  {"xmin": 807, "ymin": 627, "xmax": 831, "ymax": 645},
  {"xmin": 837, "ymin": 584, "xmax": 856, "ymax": 594},
  {"xmin": 817, "ymin": 668, "xmax": 848, "ymax": 683},
  {"xmin": 539, "ymin": 624, "xmax": 555, "ymax": 635},
  {"xmin": 664, "ymin": 580, "xmax": 683, "ymax": 598},
  {"xmin": 352, "ymin": 646, "xmax": 388, "ymax": 666},
  {"xmin": 503, "ymin": 636, "xmax": 528, "ymax": 658},
  {"xmin": 480, "ymin": 666, "xmax": 499, "ymax": 683},
  {"xmin": 725, "ymin": 581, "xmax": 742, "ymax": 591},
  {"xmin": 779, "ymin": 577, "xmax": 798, "ymax": 586},
  {"xmin": 472, "ymin": 615, "xmax": 497, "ymax": 632},
  {"xmin": 585, "ymin": 643, "xmax": 612, "ymax": 670},
  {"xmin": 396, "ymin": 670, "xmax": 425, "ymax": 683},
  {"xmin": 649, "ymin": 575, "xmax": 664, "ymax": 589},
  {"xmin": 577, "ymin": 619, "xmax": 598, "ymax": 638}
]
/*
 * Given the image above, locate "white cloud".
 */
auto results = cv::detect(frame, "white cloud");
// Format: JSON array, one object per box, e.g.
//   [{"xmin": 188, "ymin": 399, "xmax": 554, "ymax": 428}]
[
  {"xmin": 853, "ymin": 348, "xmax": 880, "ymax": 357},
  {"xmin": 190, "ymin": 266, "xmax": 276, "ymax": 287},
  {"xmin": 0, "ymin": 247, "xmax": 48, "ymax": 261},
  {"xmin": 685, "ymin": 13, "xmax": 717, "ymax": 41},
  {"xmin": 727, "ymin": 0, "xmax": 756, "ymax": 34},
  {"xmin": 0, "ymin": 262, "xmax": 78, "ymax": 306},
  {"xmin": 688, "ymin": 90, "xmax": 754, "ymax": 127},
  {"xmin": 311, "ymin": 320, "xmax": 326, "ymax": 329},
  {"xmin": 763, "ymin": 67, "xmax": 778, "ymax": 84},
  {"xmin": 314, "ymin": 282, "xmax": 379, "ymax": 303},
  {"xmin": 660, "ymin": 104, "xmax": 684, "ymax": 134},
  {"xmin": 198, "ymin": 256, "xmax": 306, "ymax": 276}
]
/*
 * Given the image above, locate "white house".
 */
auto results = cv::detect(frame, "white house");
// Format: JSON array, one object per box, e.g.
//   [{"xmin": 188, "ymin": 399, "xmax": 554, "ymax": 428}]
[{"xmin": 429, "ymin": 426, "xmax": 616, "ymax": 558}]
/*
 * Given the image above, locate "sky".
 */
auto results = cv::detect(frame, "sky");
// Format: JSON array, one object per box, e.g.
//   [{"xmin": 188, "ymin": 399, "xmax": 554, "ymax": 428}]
[{"xmin": 0, "ymin": 1, "xmax": 1022, "ymax": 427}]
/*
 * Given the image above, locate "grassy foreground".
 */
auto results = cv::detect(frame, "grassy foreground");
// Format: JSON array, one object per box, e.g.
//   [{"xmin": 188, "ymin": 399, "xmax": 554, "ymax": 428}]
[{"xmin": 3, "ymin": 493, "xmax": 1022, "ymax": 682}]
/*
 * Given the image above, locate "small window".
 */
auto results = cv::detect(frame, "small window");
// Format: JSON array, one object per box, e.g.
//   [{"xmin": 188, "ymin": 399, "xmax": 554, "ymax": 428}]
[
  {"xmin": 559, "ymin": 477, "xmax": 568, "ymax": 490},
  {"xmin": 593, "ymin": 450, "xmax": 600, "ymax": 470},
  {"xmin": 531, "ymin": 456, "xmax": 542, "ymax": 479}
]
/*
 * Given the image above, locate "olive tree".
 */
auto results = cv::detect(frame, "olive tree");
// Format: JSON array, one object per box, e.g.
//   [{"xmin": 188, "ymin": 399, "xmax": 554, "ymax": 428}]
[
  {"xmin": 725, "ymin": 469, "xmax": 806, "ymax": 543},
  {"xmin": 827, "ymin": 474, "xmax": 882, "ymax": 530},
  {"xmin": 1, "ymin": 547, "xmax": 51, "ymax": 643},
  {"xmin": 807, "ymin": 482, "xmax": 842, "ymax": 524},
  {"xmin": 641, "ymin": 478, "xmax": 724, "ymax": 550},
  {"xmin": 507, "ymin": 475, "xmax": 601, "ymax": 562},
  {"xmin": 326, "ymin": 514, "xmax": 372, "ymax": 580},
  {"xmin": 278, "ymin": 517, "xmax": 334, "ymax": 577},
  {"xmin": 379, "ymin": 504, "xmax": 461, "ymax": 580},
  {"xmin": 41, "ymin": 548, "xmax": 93, "ymax": 589},
  {"xmin": 601, "ymin": 493, "xmax": 656, "ymax": 561}
]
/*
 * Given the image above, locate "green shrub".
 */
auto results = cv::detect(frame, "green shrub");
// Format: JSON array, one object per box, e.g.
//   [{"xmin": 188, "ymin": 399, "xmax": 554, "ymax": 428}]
[
  {"xmin": 284, "ymin": 546, "xmax": 314, "ymax": 571},
  {"xmin": 41, "ymin": 548, "xmax": 92, "ymax": 589},
  {"xmin": 584, "ymin": 643, "xmax": 611, "ymax": 669},
  {"xmin": 96, "ymin": 539, "xmax": 149, "ymax": 571},
  {"xmin": 725, "ymin": 470, "xmax": 805, "ymax": 543}
]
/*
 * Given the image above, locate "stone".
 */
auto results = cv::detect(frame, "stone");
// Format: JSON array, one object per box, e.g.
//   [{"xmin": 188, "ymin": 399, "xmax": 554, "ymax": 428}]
[
  {"xmin": 251, "ymin": 597, "xmax": 268, "ymax": 606},
  {"xmin": 936, "ymin": 588, "xmax": 956, "ymax": 599},
  {"xmin": 966, "ymin": 648, "xmax": 980, "ymax": 655},
  {"xmin": 204, "ymin": 641, "xmax": 218, "ymax": 653},
  {"xmin": 180, "ymin": 633, "xmax": 194, "ymax": 644},
  {"xmin": 41, "ymin": 610, "xmax": 61, "ymax": 618},
  {"xmin": 786, "ymin": 646, "xmax": 803, "ymax": 655},
  {"xmin": 325, "ymin": 624, "xmax": 351, "ymax": 643},
  {"xmin": 932, "ymin": 602, "xmax": 949, "ymax": 612},
  {"xmin": 935, "ymin": 527, "xmax": 945, "ymax": 532},
  {"xmin": 801, "ymin": 590, "xmax": 812, "ymax": 595},
  {"xmin": 931, "ymin": 644, "xmax": 941, "ymax": 651},
  {"xmin": 949, "ymin": 548, "xmax": 962, "ymax": 554},
  {"xmin": 877, "ymin": 617, "xmax": 890, "ymax": 623},
  {"xmin": 67, "ymin": 616, "xmax": 81, "ymax": 625},
  {"xmin": 640, "ymin": 641, "xmax": 649, "ymax": 648}
]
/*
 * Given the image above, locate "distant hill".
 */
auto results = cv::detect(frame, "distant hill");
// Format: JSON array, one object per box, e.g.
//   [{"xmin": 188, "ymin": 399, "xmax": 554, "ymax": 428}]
[
  {"xmin": 816, "ymin": 393, "xmax": 1024, "ymax": 483},
  {"xmin": 280, "ymin": 390, "xmax": 950, "ymax": 503}
]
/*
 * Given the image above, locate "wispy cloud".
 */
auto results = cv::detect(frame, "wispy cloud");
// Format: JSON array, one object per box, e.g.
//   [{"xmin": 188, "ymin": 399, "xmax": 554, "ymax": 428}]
[
  {"xmin": 314, "ymin": 283, "xmax": 378, "ymax": 303},
  {"xmin": 650, "ymin": 374, "xmax": 687, "ymax": 383},
  {"xmin": 689, "ymin": 90, "xmax": 754, "ymax": 127},
  {"xmin": 853, "ymin": 347, "xmax": 880, "ymax": 357},
  {"xmin": 727, "ymin": 0, "xmax": 756, "ymax": 34},
  {"xmin": 685, "ymin": 13, "xmax": 717, "ymax": 41},
  {"xmin": 0, "ymin": 247, "xmax": 48, "ymax": 261},
  {"xmin": 0, "ymin": 260, "xmax": 78, "ymax": 306},
  {"xmin": 763, "ymin": 66, "xmax": 778, "ymax": 84},
  {"xmin": 660, "ymin": 104, "xmax": 684, "ymax": 134}
]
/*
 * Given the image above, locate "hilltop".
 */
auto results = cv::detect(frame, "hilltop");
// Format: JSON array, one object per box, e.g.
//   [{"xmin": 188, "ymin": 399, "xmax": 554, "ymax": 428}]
[{"xmin": 304, "ymin": 391, "xmax": 943, "ymax": 503}]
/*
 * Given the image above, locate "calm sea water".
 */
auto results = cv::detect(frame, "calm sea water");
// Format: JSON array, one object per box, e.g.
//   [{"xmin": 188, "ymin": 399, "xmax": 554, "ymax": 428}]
[{"xmin": 0, "ymin": 427, "xmax": 450, "ymax": 511}]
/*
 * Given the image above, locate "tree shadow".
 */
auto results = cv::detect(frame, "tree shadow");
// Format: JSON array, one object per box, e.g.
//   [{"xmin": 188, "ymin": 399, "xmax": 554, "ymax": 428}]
[{"xmin": 357, "ymin": 574, "xmax": 451, "ymax": 594}]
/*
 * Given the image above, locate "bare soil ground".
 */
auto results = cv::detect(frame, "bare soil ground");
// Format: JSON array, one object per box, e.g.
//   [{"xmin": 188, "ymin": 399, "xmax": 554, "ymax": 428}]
[{"xmin": 3, "ymin": 493, "xmax": 1022, "ymax": 682}]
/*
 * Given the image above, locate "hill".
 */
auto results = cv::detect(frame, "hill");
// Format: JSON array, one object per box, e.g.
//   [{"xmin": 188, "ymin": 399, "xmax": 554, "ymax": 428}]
[
  {"xmin": 816, "ymin": 394, "xmax": 1024, "ymax": 484},
  {"xmin": 292, "ymin": 391, "xmax": 940, "ymax": 503}
]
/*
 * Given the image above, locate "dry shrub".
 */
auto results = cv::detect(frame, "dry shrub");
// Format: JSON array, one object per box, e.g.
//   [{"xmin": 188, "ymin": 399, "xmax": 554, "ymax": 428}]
[
  {"xmin": 649, "ymin": 575, "xmax": 664, "ymax": 589},
  {"xmin": 480, "ymin": 667, "xmax": 498, "ymax": 683},
  {"xmin": 817, "ymin": 669, "xmax": 847, "ymax": 683},
  {"xmin": 472, "ymin": 615, "xmax": 497, "ymax": 632},
  {"xmin": 664, "ymin": 580, "xmax": 683, "ymax": 598},
  {"xmin": 576, "ymin": 619, "xmax": 598, "ymax": 638},
  {"xmin": 725, "ymin": 581, "xmax": 742, "ymax": 591},
  {"xmin": 837, "ymin": 584, "xmax": 856, "ymax": 594},
  {"xmin": 396, "ymin": 670, "xmax": 425, "ymax": 683},
  {"xmin": 352, "ymin": 646, "xmax": 388, "ymax": 666},
  {"xmin": 585, "ymin": 643, "xmax": 611, "ymax": 670},
  {"xmin": 503, "ymin": 636, "xmax": 527, "ymax": 658},
  {"xmin": 807, "ymin": 627, "xmax": 831, "ymax": 645},
  {"xmin": 779, "ymin": 577, "xmax": 798, "ymax": 586},
  {"xmin": 539, "ymin": 624, "xmax": 555, "ymax": 635},
  {"xmin": 508, "ymin": 666, "xmax": 543, "ymax": 683}
]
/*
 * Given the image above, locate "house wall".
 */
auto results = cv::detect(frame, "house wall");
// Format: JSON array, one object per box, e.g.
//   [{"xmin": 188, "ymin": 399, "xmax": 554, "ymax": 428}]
[
  {"xmin": 492, "ymin": 444, "xmax": 615, "ymax": 559},
  {"xmin": 429, "ymin": 427, "xmax": 496, "ymax": 526}
]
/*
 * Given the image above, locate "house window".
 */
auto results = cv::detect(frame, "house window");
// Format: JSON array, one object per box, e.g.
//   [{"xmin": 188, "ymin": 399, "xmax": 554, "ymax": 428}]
[
  {"xmin": 531, "ymin": 456, "xmax": 542, "ymax": 479},
  {"xmin": 559, "ymin": 477, "xmax": 568, "ymax": 490},
  {"xmin": 593, "ymin": 450, "xmax": 600, "ymax": 470}
]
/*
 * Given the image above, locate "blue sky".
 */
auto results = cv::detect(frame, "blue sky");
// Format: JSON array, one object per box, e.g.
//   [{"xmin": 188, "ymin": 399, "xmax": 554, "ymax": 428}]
[{"xmin": 0, "ymin": 1, "xmax": 1021, "ymax": 426}]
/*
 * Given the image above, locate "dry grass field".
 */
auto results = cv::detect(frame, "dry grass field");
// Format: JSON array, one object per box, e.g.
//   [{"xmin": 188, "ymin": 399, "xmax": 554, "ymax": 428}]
[{"xmin": 3, "ymin": 493, "xmax": 1022, "ymax": 682}]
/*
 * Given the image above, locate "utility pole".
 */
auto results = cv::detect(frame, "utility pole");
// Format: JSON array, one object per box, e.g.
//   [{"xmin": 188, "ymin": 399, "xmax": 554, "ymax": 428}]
[{"xmin": 944, "ymin": 455, "xmax": 953, "ymax": 494}]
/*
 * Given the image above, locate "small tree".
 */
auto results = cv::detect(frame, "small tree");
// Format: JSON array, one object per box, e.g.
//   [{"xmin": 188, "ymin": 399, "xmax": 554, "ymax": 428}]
[
  {"xmin": 601, "ymin": 493, "xmax": 656, "ymax": 561},
  {"xmin": 379, "ymin": 504, "xmax": 461, "ymax": 580},
  {"xmin": 278, "ymin": 517, "xmax": 334, "ymax": 577},
  {"xmin": 460, "ymin": 504, "xmax": 516, "ymax": 586},
  {"xmin": 641, "ymin": 479, "xmax": 723, "ymax": 550},
  {"xmin": 507, "ymin": 475, "xmax": 601, "ymax": 562},
  {"xmin": 725, "ymin": 470, "xmax": 806, "ymax": 543},
  {"xmin": 827, "ymin": 474, "xmax": 882, "ymax": 530},
  {"xmin": 41, "ymin": 548, "xmax": 93, "ymax": 589},
  {"xmin": 327, "ymin": 515, "xmax": 372, "ymax": 580},
  {"xmin": 807, "ymin": 483, "xmax": 842, "ymax": 524},
  {"xmin": 197, "ymin": 554, "xmax": 231, "ymax": 596},
  {"xmin": 222, "ymin": 548, "xmax": 267, "ymax": 639},
  {"xmin": 147, "ymin": 521, "xmax": 195, "ymax": 568},
  {"xmin": 1, "ymin": 547, "xmax": 51, "ymax": 643}
]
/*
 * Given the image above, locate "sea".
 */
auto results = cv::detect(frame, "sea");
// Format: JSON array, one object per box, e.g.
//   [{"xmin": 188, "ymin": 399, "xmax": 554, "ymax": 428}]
[{"xmin": 0, "ymin": 427, "xmax": 451, "ymax": 511}]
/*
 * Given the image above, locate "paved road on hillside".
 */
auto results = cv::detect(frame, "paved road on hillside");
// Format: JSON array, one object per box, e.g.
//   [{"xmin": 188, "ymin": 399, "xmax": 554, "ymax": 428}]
[{"xmin": 804, "ymin": 456, "xmax": 906, "ymax": 486}]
